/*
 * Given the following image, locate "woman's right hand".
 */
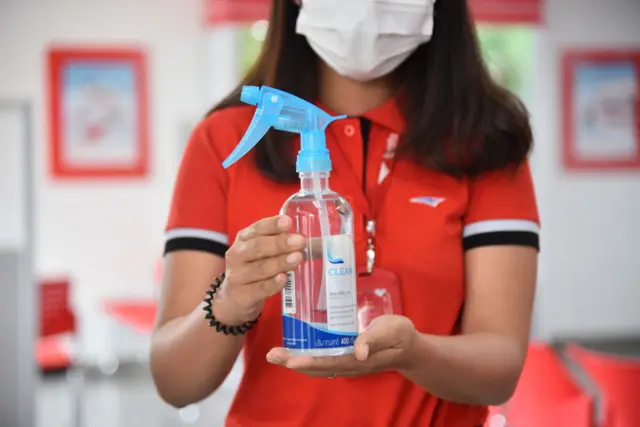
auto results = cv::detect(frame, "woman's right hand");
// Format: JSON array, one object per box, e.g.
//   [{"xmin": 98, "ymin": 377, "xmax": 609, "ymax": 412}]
[{"xmin": 212, "ymin": 215, "xmax": 305, "ymax": 326}]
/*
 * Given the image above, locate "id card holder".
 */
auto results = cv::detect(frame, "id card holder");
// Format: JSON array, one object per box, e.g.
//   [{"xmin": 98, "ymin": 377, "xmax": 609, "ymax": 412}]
[
  {"xmin": 355, "ymin": 220, "xmax": 403, "ymax": 331},
  {"xmin": 356, "ymin": 267, "xmax": 403, "ymax": 331}
]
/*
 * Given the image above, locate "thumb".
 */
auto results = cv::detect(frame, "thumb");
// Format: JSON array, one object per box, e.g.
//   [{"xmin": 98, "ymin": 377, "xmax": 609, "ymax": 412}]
[{"xmin": 353, "ymin": 317, "xmax": 390, "ymax": 361}]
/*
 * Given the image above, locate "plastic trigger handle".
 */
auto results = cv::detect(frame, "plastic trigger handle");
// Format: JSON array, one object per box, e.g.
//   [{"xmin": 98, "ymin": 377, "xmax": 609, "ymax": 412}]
[{"xmin": 222, "ymin": 88, "xmax": 284, "ymax": 169}]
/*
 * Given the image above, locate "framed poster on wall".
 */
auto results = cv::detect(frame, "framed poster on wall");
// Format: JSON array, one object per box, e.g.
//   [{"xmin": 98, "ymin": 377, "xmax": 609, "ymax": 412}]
[
  {"xmin": 562, "ymin": 50, "xmax": 640, "ymax": 171},
  {"xmin": 47, "ymin": 48, "xmax": 149, "ymax": 179}
]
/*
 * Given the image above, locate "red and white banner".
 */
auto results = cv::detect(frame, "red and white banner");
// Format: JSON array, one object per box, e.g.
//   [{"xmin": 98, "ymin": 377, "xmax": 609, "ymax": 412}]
[
  {"xmin": 469, "ymin": 0, "xmax": 543, "ymax": 24},
  {"xmin": 204, "ymin": 0, "xmax": 271, "ymax": 25},
  {"xmin": 204, "ymin": 0, "xmax": 543, "ymax": 26}
]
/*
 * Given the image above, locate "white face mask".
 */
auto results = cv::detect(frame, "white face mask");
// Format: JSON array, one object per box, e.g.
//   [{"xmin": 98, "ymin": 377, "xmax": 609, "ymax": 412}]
[{"xmin": 296, "ymin": 0, "xmax": 437, "ymax": 82}]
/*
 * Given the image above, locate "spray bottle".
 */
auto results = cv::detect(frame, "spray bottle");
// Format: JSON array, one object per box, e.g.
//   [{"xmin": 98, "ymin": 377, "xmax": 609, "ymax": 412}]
[{"xmin": 222, "ymin": 86, "xmax": 358, "ymax": 356}]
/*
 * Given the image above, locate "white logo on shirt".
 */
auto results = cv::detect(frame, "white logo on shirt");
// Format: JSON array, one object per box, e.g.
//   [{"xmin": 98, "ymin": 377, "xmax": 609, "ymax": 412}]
[
  {"xmin": 410, "ymin": 196, "xmax": 446, "ymax": 207},
  {"xmin": 377, "ymin": 162, "xmax": 390, "ymax": 184},
  {"xmin": 377, "ymin": 133, "xmax": 399, "ymax": 184},
  {"xmin": 383, "ymin": 133, "xmax": 399, "ymax": 160}
]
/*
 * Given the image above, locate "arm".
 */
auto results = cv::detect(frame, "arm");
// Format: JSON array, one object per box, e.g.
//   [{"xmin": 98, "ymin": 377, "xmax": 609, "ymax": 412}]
[
  {"xmin": 400, "ymin": 245, "xmax": 538, "ymax": 405},
  {"xmin": 399, "ymin": 162, "xmax": 540, "ymax": 405},
  {"xmin": 150, "ymin": 117, "xmax": 305, "ymax": 406},
  {"xmin": 150, "ymin": 118, "xmax": 241, "ymax": 407},
  {"xmin": 150, "ymin": 251, "xmax": 244, "ymax": 407}
]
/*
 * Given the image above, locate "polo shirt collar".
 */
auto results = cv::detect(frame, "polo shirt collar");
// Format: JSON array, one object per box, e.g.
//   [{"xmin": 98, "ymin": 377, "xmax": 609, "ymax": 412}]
[
  {"xmin": 362, "ymin": 95, "xmax": 405, "ymax": 135},
  {"xmin": 318, "ymin": 95, "xmax": 405, "ymax": 135}
]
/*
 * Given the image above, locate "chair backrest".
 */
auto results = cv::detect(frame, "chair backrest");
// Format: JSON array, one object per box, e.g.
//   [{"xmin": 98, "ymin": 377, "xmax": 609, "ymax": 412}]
[
  {"xmin": 567, "ymin": 344, "xmax": 640, "ymax": 427},
  {"xmin": 505, "ymin": 342, "xmax": 594, "ymax": 427},
  {"xmin": 39, "ymin": 278, "xmax": 76, "ymax": 337}
]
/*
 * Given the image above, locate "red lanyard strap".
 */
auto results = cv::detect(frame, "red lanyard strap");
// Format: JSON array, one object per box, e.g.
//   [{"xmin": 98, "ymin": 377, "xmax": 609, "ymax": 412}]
[{"xmin": 330, "ymin": 139, "xmax": 395, "ymax": 273}]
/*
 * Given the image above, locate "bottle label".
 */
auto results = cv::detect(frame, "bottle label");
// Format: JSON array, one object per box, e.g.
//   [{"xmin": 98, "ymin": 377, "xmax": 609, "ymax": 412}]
[
  {"xmin": 282, "ymin": 235, "xmax": 358, "ymax": 350},
  {"xmin": 324, "ymin": 235, "xmax": 358, "ymax": 334}
]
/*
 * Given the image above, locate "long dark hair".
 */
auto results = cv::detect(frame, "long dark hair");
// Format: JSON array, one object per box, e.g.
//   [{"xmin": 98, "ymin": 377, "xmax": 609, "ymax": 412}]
[{"xmin": 210, "ymin": 0, "xmax": 533, "ymax": 182}]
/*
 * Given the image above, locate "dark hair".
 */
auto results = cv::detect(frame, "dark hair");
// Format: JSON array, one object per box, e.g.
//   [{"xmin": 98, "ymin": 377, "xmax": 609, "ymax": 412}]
[{"xmin": 210, "ymin": 0, "xmax": 533, "ymax": 182}]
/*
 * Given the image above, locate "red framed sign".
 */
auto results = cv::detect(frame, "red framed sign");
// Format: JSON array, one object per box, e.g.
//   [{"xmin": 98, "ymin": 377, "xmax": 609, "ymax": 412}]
[
  {"xmin": 203, "ymin": 0, "xmax": 543, "ymax": 25},
  {"xmin": 470, "ymin": 0, "xmax": 543, "ymax": 24},
  {"xmin": 562, "ymin": 50, "xmax": 640, "ymax": 171},
  {"xmin": 204, "ymin": 0, "xmax": 271, "ymax": 25},
  {"xmin": 47, "ymin": 48, "xmax": 150, "ymax": 179}
]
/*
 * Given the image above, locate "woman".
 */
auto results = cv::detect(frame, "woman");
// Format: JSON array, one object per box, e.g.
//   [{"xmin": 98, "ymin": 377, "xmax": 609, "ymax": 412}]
[{"xmin": 150, "ymin": 0, "xmax": 539, "ymax": 426}]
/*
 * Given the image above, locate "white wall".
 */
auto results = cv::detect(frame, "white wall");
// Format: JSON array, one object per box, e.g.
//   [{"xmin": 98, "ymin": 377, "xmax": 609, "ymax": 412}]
[
  {"xmin": 0, "ymin": 0, "xmax": 205, "ymax": 360},
  {"xmin": 533, "ymin": 0, "xmax": 640, "ymax": 340}
]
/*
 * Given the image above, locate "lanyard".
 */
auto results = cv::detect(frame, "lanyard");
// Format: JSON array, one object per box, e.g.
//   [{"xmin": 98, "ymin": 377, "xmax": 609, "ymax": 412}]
[{"xmin": 329, "ymin": 139, "xmax": 395, "ymax": 274}]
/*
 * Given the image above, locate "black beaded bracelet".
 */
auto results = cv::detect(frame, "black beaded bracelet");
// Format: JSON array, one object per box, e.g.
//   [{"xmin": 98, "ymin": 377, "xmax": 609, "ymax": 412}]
[{"xmin": 202, "ymin": 273, "xmax": 260, "ymax": 335}]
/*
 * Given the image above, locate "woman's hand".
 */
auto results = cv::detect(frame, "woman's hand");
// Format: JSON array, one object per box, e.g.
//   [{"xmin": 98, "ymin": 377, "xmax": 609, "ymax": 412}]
[
  {"xmin": 266, "ymin": 315, "xmax": 418, "ymax": 378},
  {"xmin": 213, "ymin": 215, "xmax": 305, "ymax": 325}
]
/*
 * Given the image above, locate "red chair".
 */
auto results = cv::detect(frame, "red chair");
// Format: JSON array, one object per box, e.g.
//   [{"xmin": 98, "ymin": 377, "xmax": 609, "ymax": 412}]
[
  {"xmin": 102, "ymin": 300, "xmax": 157, "ymax": 334},
  {"xmin": 98, "ymin": 259, "xmax": 161, "ymax": 371},
  {"xmin": 567, "ymin": 344, "xmax": 640, "ymax": 427},
  {"xmin": 37, "ymin": 277, "xmax": 82, "ymax": 427},
  {"xmin": 504, "ymin": 342, "xmax": 594, "ymax": 427},
  {"xmin": 37, "ymin": 278, "xmax": 76, "ymax": 371}
]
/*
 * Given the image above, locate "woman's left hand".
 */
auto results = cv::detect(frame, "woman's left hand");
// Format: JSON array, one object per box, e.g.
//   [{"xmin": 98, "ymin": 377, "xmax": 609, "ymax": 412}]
[{"xmin": 266, "ymin": 315, "xmax": 418, "ymax": 378}]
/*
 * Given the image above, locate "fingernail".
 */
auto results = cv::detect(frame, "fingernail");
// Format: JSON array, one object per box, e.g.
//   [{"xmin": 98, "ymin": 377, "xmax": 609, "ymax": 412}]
[
  {"xmin": 287, "ymin": 234, "xmax": 304, "ymax": 247},
  {"xmin": 277, "ymin": 216, "xmax": 290, "ymax": 229},
  {"xmin": 287, "ymin": 252, "xmax": 302, "ymax": 265}
]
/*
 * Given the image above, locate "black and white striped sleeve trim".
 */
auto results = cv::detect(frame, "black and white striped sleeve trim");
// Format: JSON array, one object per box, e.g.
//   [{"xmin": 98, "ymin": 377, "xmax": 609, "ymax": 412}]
[
  {"xmin": 463, "ymin": 219, "xmax": 540, "ymax": 251},
  {"xmin": 164, "ymin": 228, "xmax": 229, "ymax": 257}
]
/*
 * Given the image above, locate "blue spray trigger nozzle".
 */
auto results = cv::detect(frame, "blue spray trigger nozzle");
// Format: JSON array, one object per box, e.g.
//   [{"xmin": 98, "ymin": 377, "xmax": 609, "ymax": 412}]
[
  {"xmin": 240, "ymin": 86, "xmax": 260, "ymax": 106},
  {"xmin": 221, "ymin": 85, "xmax": 347, "ymax": 173}
]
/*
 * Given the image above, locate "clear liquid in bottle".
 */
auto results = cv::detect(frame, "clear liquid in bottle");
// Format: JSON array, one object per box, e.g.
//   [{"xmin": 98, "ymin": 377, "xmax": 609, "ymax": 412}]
[{"xmin": 280, "ymin": 172, "xmax": 358, "ymax": 357}]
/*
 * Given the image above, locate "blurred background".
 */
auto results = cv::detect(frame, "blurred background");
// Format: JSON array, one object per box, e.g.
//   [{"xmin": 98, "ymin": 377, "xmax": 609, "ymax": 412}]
[{"xmin": 0, "ymin": 0, "xmax": 638, "ymax": 426}]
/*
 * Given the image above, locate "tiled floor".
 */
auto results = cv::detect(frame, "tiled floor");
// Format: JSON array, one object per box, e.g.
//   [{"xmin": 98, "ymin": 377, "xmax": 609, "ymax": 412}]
[{"xmin": 36, "ymin": 361, "xmax": 243, "ymax": 427}]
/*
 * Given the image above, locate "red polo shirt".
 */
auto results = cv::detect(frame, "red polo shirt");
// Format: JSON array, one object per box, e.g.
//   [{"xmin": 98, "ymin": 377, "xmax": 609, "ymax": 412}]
[{"xmin": 165, "ymin": 97, "xmax": 540, "ymax": 427}]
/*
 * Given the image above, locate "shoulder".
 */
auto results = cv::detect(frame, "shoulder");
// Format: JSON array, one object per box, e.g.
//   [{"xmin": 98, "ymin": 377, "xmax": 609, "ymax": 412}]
[{"xmin": 192, "ymin": 105, "xmax": 256, "ymax": 159}]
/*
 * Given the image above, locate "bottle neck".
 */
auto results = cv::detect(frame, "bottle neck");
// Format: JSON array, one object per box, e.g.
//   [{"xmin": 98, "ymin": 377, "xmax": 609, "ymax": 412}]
[{"xmin": 300, "ymin": 172, "xmax": 330, "ymax": 193}]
